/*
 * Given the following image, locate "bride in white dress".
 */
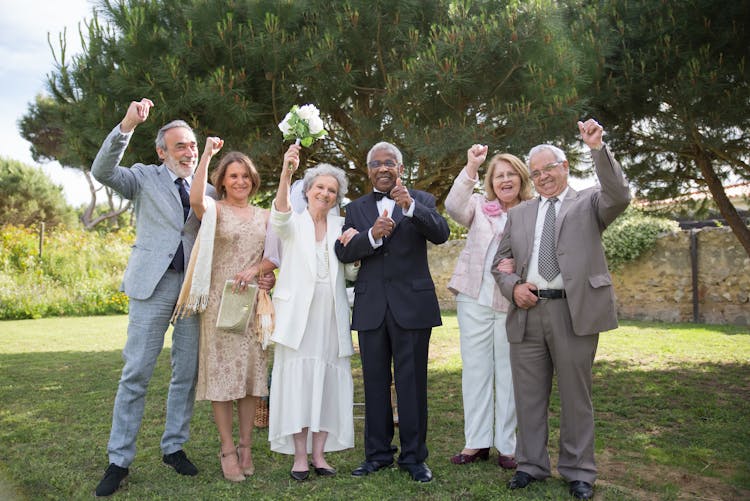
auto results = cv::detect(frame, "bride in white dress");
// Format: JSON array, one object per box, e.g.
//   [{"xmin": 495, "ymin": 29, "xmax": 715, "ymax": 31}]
[{"xmin": 267, "ymin": 144, "xmax": 358, "ymax": 481}]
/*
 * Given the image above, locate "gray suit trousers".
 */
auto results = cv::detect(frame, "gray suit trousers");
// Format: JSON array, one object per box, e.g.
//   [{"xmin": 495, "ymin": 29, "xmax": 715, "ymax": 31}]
[{"xmin": 107, "ymin": 270, "xmax": 199, "ymax": 467}]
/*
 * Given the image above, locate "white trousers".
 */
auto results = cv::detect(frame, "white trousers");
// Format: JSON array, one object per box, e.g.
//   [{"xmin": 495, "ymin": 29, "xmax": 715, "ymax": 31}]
[{"xmin": 456, "ymin": 297, "xmax": 516, "ymax": 454}]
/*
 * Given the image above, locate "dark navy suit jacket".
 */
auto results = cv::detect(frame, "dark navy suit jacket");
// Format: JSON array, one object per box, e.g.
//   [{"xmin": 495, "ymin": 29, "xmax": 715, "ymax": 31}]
[{"xmin": 335, "ymin": 190, "xmax": 450, "ymax": 331}]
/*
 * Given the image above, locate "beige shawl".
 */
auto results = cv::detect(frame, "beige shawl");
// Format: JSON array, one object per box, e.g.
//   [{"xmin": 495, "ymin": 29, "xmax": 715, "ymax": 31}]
[{"xmin": 171, "ymin": 198, "xmax": 217, "ymax": 321}]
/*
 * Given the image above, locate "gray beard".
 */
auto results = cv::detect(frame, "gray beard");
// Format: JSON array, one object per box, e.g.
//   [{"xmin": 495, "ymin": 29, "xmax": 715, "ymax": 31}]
[{"xmin": 165, "ymin": 161, "xmax": 194, "ymax": 179}]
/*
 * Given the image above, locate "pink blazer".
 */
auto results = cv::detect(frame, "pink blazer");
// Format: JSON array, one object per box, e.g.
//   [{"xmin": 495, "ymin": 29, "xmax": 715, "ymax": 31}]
[{"xmin": 445, "ymin": 168, "xmax": 510, "ymax": 312}]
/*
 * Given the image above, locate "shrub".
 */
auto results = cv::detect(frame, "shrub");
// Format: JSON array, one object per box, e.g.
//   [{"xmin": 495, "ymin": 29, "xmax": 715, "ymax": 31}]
[
  {"xmin": 0, "ymin": 224, "xmax": 133, "ymax": 319},
  {"xmin": 602, "ymin": 208, "xmax": 679, "ymax": 271}
]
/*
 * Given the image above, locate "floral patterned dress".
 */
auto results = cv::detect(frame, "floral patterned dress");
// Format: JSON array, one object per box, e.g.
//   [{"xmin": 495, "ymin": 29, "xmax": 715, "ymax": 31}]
[{"xmin": 195, "ymin": 204, "xmax": 269, "ymax": 402}]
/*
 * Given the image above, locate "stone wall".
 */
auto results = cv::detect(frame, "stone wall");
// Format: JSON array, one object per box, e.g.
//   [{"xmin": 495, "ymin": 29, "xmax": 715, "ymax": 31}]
[{"xmin": 427, "ymin": 227, "xmax": 750, "ymax": 326}]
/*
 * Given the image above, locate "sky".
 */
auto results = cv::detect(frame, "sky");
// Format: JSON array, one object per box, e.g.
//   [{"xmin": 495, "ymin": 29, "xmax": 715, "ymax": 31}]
[{"xmin": 1, "ymin": 0, "xmax": 94, "ymax": 206}]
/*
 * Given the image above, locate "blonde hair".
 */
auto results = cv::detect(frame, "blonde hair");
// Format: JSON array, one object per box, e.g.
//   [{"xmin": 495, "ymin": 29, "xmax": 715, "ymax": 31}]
[{"xmin": 483, "ymin": 153, "xmax": 533, "ymax": 203}]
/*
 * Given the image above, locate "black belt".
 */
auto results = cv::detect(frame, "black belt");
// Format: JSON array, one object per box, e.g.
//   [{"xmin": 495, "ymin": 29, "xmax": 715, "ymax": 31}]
[{"xmin": 533, "ymin": 289, "xmax": 566, "ymax": 299}]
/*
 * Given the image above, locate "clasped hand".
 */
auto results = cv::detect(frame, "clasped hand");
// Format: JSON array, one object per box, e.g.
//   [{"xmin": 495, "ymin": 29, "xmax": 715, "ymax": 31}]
[
  {"xmin": 337, "ymin": 227, "xmax": 359, "ymax": 247},
  {"xmin": 232, "ymin": 265, "xmax": 276, "ymax": 293}
]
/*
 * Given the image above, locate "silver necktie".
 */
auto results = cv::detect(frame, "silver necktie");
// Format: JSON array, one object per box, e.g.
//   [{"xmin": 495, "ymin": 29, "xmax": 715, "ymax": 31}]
[{"xmin": 538, "ymin": 197, "xmax": 560, "ymax": 281}]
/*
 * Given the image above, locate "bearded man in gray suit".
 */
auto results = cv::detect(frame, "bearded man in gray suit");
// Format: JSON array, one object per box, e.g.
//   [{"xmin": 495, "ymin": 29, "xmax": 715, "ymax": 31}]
[
  {"xmin": 492, "ymin": 119, "xmax": 631, "ymax": 500},
  {"xmin": 92, "ymin": 98, "xmax": 213, "ymax": 497}
]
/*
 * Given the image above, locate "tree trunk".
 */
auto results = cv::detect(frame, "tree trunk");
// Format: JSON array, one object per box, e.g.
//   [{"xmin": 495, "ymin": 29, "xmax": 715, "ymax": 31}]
[
  {"xmin": 694, "ymin": 152, "xmax": 750, "ymax": 258},
  {"xmin": 79, "ymin": 170, "xmax": 132, "ymax": 230}
]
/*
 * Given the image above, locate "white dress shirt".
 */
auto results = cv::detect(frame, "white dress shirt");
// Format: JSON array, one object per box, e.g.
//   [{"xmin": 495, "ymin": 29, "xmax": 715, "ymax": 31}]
[{"xmin": 525, "ymin": 188, "xmax": 569, "ymax": 290}]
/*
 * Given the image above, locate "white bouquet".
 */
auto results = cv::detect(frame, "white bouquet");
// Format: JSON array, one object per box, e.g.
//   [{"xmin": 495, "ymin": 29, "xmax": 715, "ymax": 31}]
[{"xmin": 278, "ymin": 104, "xmax": 327, "ymax": 147}]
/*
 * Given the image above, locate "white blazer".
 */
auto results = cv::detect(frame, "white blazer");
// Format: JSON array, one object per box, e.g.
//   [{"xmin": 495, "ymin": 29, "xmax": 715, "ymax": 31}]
[{"xmin": 269, "ymin": 202, "xmax": 354, "ymax": 358}]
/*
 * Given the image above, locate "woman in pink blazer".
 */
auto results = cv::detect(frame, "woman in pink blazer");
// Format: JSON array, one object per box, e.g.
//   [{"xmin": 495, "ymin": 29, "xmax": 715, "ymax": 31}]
[{"xmin": 445, "ymin": 145, "xmax": 532, "ymax": 468}]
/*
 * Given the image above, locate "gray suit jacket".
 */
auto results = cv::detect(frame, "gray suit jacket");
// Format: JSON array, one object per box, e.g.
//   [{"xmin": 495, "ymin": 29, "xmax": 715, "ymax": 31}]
[
  {"xmin": 492, "ymin": 146, "xmax": 631, "ymax": 339},
  {"xmin": 92, "ymin": 125, "xmax": 216, "ymax": 300}
]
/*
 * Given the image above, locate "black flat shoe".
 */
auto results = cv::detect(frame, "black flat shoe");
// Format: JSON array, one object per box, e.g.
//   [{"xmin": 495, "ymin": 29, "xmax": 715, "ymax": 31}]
[
  {"xmin": 290, "ymin": 469, "xmax": 309, "ymax": 481},
  {"xmin": 312, "ymin": 464, "xmax": 337, "ymax": 476}
]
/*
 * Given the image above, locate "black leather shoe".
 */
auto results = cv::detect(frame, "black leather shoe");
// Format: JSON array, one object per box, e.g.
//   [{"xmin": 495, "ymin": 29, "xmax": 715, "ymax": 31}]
[
  {"xmin": 163, "ymin": 450, "xmax": 198, "ymax": 476},
  {"xmin": 312, "ymin": 463, "xmax": 337, "ymax": 476},
  {"xmin": 351, "ymin": 459, "xmax": 393, "ymax": 477},
  {"xmin": 569, "ymin": 480, "xmax": 594, "ymax": 499},
  {"xmin": 95, "ymin": 463, "xmax": 129, "ymax": 497},
  {"xmin": 508, "ymin": 470, "xmax": 537, "ymax": 489},
  {"xmin": 400, "ymin": 463, "xmax": 433, "ymax": 483},
  {"xmin": 290, "ymin": 469, "xmax": 310, "ymax": 481}
]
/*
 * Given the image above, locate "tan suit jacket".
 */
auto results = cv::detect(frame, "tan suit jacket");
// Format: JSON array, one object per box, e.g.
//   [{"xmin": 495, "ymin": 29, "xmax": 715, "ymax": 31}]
[{"xmin": 492, "ymin": 146, "xmax": 631, "ymax": 339}]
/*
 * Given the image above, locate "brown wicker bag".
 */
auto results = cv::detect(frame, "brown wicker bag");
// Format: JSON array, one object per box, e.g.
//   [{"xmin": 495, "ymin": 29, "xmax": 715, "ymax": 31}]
[{"xmin": 254, "ymin": 397, "xmax": 269, "ymax": 428}]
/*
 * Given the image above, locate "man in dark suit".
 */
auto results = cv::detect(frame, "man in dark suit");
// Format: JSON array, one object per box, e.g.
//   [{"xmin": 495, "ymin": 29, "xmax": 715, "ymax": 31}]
[
  {"xmin": 335, "ymin": 141, "xmax": 450, "ymax": 483},
  {"xmin": 492, "ymin": 119, "xmax": 631, "ymax": 499}
]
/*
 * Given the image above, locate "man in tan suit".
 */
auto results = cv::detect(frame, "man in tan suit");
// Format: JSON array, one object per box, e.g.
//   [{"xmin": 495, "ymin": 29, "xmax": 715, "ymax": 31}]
[{"xmin": 492, "ymin": 119, "xmax": 630, "ymax": 499}]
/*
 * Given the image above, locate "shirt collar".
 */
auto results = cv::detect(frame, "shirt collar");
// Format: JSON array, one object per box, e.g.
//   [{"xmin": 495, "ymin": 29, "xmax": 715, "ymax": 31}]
[
  {"xmin": 541, "ymin": 186, "xmax": 569, "ymax": 204},
  {"xmin": 166, "ymin": 168, "xmax": 191, "ymax": 187}
]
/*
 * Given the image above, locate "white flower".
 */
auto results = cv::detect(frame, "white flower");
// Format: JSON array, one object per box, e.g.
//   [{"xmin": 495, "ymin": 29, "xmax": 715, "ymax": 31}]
[
  {"xmin": 278, "ymin": 103, "xmax": 327, "ymax": 147},
  {"xmin": 296, "ymin": 104, "xmax": 319, "ymax": 121},
  {"xmin": 308, "ymin": 115, "xmax": 325, "ymax": 135},
  {"xmin": 278, "ymin": 112, "xmax": 293, "ymax": 135}
]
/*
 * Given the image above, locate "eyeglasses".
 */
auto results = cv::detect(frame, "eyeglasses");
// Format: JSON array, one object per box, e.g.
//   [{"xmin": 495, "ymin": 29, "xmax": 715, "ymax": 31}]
[
  {"xmin": 367, "ymin": 159, "xmax": 398, "ymax": 169},
  {"xmin": 530, "ymin": 160, "xmax": 564, "ymax": 179}
]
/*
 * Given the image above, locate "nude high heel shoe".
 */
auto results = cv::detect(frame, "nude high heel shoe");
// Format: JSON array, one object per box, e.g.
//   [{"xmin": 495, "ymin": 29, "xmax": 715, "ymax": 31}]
[
  {"xmin": 219, "ymin": 448, "xmax": 245, "ymax": 482},
  {"xmin": 236, "ymin": 444, "xmax": 255, "ymax": 476}
]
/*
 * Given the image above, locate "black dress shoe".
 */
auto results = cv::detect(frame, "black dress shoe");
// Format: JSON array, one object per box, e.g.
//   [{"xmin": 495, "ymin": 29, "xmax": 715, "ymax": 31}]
[
  {"xmin": 311, "ymin": 464, "xmax": 337, "ymax": 476},
  {"xmin": 400, "ymin": 462, "xmax": 433, "ymax": 483},
  {"xmin": 508, "ymin": 470, "xmax": 537, "ymax": 489},
  {"xmin": 569, "ymin": 480, "xmax": 594, "ymax": 499},
  {"xmin": 95, "ymin": 463, "xmax": 129, "ymax": 497},
  {"xmin": 163, "ymin": 450, "xmax": 198, "ymax": 476},
  {"xmin": 290, "ymin": 469, "xmax": 310, "ymax": 481},
  {"xmin": 351, "ymin": 459, "xmax": 393, "ymax": 477}
]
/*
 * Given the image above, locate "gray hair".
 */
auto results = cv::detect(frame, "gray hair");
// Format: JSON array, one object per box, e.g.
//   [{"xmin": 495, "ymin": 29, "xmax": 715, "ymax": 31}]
[
  {"xmin": 366, "ymin": 141, "xmax": 403, "ymax": 166},
  {"xmin": 301, "ymin": 163, "xmax": 349, "ymax": 206},
  {"xmin": 527, "ymin": 144, "xmax": 567, "ymax": 167},
  {"xmin": 155, "ymin": 120, "xmax": 195, "ymax": 150}
]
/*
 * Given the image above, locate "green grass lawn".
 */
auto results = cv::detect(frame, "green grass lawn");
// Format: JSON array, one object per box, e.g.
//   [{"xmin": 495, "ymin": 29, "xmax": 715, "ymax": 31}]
[{"xmin": 1, "ymin": 315, "xmax": 748, "ymax": 500}]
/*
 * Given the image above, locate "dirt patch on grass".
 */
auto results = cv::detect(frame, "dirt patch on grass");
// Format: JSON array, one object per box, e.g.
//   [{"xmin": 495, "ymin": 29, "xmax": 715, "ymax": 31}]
[{"xmin": 596, "ymin": 449, "xmax": 749, "ymax": 500}]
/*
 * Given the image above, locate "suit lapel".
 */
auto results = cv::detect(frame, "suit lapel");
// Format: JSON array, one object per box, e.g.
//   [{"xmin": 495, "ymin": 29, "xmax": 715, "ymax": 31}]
[
  {"xmin": 301, "ymin": 210, "xmax": 317, "ymax": 277},
  {"xmin": 391, "ymin": 201, "xmax": 405, "ymax": 226},
  {"xmin": 326, "ymin": 215, "xmax": 344, "ymax": 282},
  {"xmin": 364, "ymin": 192, "xmax": 380, "ymax": 223},
  {"xmin": 157, "ymin": 167, "xmax": 184, "ymax": 224},
  {"xmin": 524, "ymin": 199, "xmax": 540, "ymax": 254},
  {"xmin": 556, "ymin": 188, "xmax": 578, "ymax": 240}
]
